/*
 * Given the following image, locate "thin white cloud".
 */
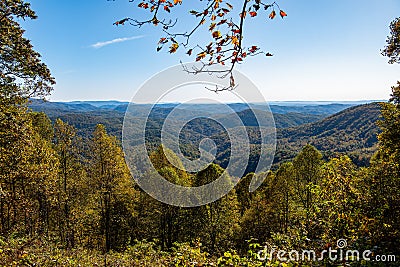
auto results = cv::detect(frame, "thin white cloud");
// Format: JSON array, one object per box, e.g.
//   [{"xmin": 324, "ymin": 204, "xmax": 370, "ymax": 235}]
[{"xmin": 90, "ymin": 35, "xmax": 144, "ymax": 49}]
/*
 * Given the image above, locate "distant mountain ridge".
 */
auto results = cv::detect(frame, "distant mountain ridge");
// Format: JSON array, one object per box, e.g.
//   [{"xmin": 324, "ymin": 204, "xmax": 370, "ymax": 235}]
[
  {"xmin": 28, "ymin": 99, "xmax": 382, "ymax": 172},
  {"xmin": 30, "ymin": 99, "xmax": 377, "ymax": 115}
]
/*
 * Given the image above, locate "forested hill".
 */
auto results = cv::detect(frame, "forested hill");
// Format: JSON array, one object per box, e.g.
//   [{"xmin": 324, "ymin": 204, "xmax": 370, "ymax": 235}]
[
  {"xmin": 275, "ymin": 103, "xmax": 382, "ymax": 165},
  {"xmin": 29, "ymin": 100, "xmax": 382, "ymax": 167}
]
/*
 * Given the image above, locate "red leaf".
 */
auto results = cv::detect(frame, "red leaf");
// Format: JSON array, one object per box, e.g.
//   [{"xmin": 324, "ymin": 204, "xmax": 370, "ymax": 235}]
[{"xmin": 249, "ymin": 11, "xmax": 257, "ymax": 17}]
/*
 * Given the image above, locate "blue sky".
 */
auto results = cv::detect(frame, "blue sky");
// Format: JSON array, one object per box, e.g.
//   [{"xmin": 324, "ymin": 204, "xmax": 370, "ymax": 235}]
[{"xmin": 21, "ymin": 0, "xmax": 400, "ymax": 102}]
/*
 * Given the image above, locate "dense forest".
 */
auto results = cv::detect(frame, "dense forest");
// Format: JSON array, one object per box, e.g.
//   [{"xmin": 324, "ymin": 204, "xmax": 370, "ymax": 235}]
[
  {"xmin": 1, "ymin": 1, "xmax": 400, "ymax": 266},
  {"xmin": 29, "ymin": 100, "xmax": 382, "ymax": 171}
]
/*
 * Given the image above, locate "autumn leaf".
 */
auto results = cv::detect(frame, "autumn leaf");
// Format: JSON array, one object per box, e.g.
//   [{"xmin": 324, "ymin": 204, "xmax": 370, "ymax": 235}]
[
  {"xmin": 222, "ymin": 8, "xmax": 230, "ymax": 14},
  {"xmin": 239, "ymin": 11, "xmax": 246, "ymax": 19},
  {"xmin": 217, "ymin": 19, "xmax": 227, "ymax": 25},
  {"xmin": 212, "ymin": 30, "xmax": 221, "ymax": 39},
  {"xmin": 231, "ymin": 36, "xmax": 239, "ymax": 46},
  {"xmin": 266, "ymin": 52, "xmax": 273, "ymax": 56},
  {"xmin": 249, "ymin": 11, "xmax": 257, "ymax": 17},
  {"xmin": 196, "ymin": 51, "xmax": 207, "ymax": 61},
  {"xmin": 169, "ymin": 43, "xmax": 179, "ymax": 53},
  {"xmin": 280, "ymin": 10, "xmax": 287, "ymax": 18},
  {"xmin": 187, "ymin": 49, "xmax": 193, "ymax": 56},
  {"xmin": 173, "ymin": 0, "xmax": 182, "ymax": 5},
  {"xmin": 249, "ymin": 45, "xmax": 258, "ymax": 53},
  {"xmin": 209, "ymin": 23, "xmax": 216, "ymax": 31},
  {"xmin": 269, "ymin": 10, "xmax": 276, "ymax": 19},
  {"xmin": 158, "ymin": 37, "xmax": 168, "ymax": 44},
  {"xmin": 211, "ymin": 14, "xmax": 217, "ymax": 21},
  {"xmin": 113, "ymin": 18, "xmax": 129, "ymax": 26},
  {"xmin": 138, "ymin": 2, "xmax": 149, "ymax": 9},
  {"xmin": 226, "ymin": 3, "xmax": 233, "ymax": 9}
]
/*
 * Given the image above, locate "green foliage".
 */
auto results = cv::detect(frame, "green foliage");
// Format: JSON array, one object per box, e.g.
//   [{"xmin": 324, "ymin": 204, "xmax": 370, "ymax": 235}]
[
  {"xmin": 0, "ymin": 104, "xmax": 59, "ymax": 236},
  {"xmin": 382, "ymin": 17, "xmax": 400, "ymax": 64},
  {"xmin": 0, "ymin": 0, "xmax": 55, "ymax": 105},
  {"xmin": 314, "ymin": 156, "xmax": 370, "ymax": 244},
  {"xmin": 192, "ymin": 164, "xmax": 241, "ymax": 254},
  {"xmin": 86, "ymin": 124, "xmax": 139, "ymax": 251}
]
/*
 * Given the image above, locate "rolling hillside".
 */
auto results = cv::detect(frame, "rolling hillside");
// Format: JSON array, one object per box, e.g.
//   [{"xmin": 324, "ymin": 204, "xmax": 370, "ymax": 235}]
[
  {"xmin": 29, "ymin": 100, "xmax": 383, "ymax": 173},
  {"xmin": 275, "ymin": 103, "xmax": 382, "ymax": 166}
]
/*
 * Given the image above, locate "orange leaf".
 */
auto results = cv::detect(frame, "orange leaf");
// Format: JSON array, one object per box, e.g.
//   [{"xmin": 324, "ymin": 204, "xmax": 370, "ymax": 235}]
[
  {"xmin": 231, "ymin": 36, "xmax": 239, "ymax": 46},
  {"xmin": 269, "ymin": 10, "xmax": 276, "ymax": 19},
  {"xmin": 249, "ymin": 11, "xmax": 257, "ymax": 17},
  {"xmin": 196, "ymin": 52, "xmax": 207, "ymax": 61},
  {"xmin": 280, "ymin": 10, "xmax": 287, "ymax": 18},
  {"xmin": 158, "ymin": 37, "xmax": 167, "ymax": 44},
  {"xmin": 169, "ymin": 43, "xmax": 179, "ymax": 53},
  {"xmin": 239, "ymin": 11, "xmax": 247, "ymax": 18},
  {"xmin": 164, "ymin": 5, "xmax": 171, "ymax": 12}
]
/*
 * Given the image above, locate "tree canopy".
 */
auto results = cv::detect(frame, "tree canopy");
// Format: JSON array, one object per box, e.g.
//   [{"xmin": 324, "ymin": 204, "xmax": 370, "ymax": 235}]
[
  {"xmin": 0, "ymin": 0, "xmax": 55, "ymax": 104},
  {"xmin": 382, "ymin": 17, "xmax": 400, "ymax": 65}
]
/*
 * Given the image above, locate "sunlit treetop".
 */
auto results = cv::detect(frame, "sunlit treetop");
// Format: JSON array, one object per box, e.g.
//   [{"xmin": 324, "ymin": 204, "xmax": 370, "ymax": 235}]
[
  {"xmin": 112, "ymin": 0, "xmax": 287, "ymax": 91},
  {"xmin": 382, "ymin": 17, "xmax": 400, "ymax": 65}
]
